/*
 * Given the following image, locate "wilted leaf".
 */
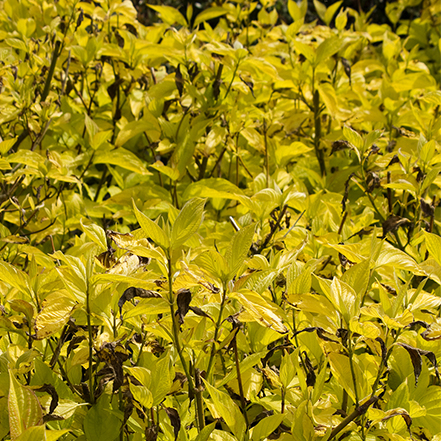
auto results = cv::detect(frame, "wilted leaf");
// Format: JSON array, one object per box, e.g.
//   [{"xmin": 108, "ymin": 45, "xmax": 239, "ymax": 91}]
[
  {"xmin": 94, "ymin": 247, "xmax": 117, "ymax": 269},
  {"xmin": 176, "ymin": 288, "xmax": 192, "ymax": 324},
  {"xmin": 33, "ymin": 384, "xmax": 58, "ymax": 414},
  {"xmin": 397, "ymin": 343, "xmax": 440, "ymax": 385},
  {"xmin": 293, "ymin": 326, "xmax": 339, "ymax": 343},
  {"xmin": 189, "ymin": 306, "xmax": 214, "ymax": 322},
  {"xmin": 382, "ymin": 215, "xmax": 410, "ymax": 236},
  {"xmin": 421, "ymin": 322, "xmax": 441, "ymax": 341},
  {"xmin": 165, "ymin": 407, "xmax": 181, "ymax": 440},
  {"xmin": 118, "ymin": 287, "xmax": 162, "ymax": 319},
  {"xmin": 145, "ymin": 425, "xmax": 158, "ymax": 441}
]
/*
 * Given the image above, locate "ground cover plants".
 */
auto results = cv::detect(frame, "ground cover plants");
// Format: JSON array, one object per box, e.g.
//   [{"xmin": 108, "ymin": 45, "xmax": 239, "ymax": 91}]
[{"xmin": 0, "ymin": 0, "xmax": 440, "ymax": 439}]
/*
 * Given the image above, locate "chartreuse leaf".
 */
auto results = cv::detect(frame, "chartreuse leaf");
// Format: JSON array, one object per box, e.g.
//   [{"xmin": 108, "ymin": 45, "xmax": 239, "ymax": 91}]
[
  {"xmin": 0, "ymin": 261, "xmax": 31, "ymax": 297},
  {"xmin": 15, "ymin": 427, "xmax": 69, "ymax": 441},
  {"xmin": 34, "ymin": 293, "xmax": 76, "ymax": 340},
  {"xmin": 9, "ymin": 299, "xmax": 34, "ymax": 326},
  {"xmin": 182, "ymin": 178, "xmax": 244, "ymax": 201},
  {"xmin": 133, "ymin": 201, "xmax": 170, "ymax": 250},
  {"xmin": 15, "ymin": 426, "xmax": 45, "ymax": 441},
  {"xmin": 129, "ymin": 381, "xmax": 153, "ymax": 408},
  {"xmin": 232, "ymin": 290, "xmax": 287, "ymax": 334},
  {"xmin": 424, "ymin": 231, "xmax": 441, "ymax": 265},
  {"xmin": 53, "ymin": 253, "xmax": 87, "ymax": 303},
  {"xmin": 225, "ymin": 224, "xmax": 255, "ymax": 279},
  {"xmin": 83, "ymin": 394, "xmax": 121, "ymax": 441},
  {"xmin": 194, "ymin": 7, "xmax": 227, "ymax": 26},
  {"xmin": 280, "ymin": 351, "xmax": 297, "ymax": 389},
  {"xmin": 171, "ymin": 198, "xmax": 205, "ymax": 249},
  {"xmin": 328, "ymin": 353, "xmax": 366, "ymax": 403},
  {"xmin": 94, "ymin": 147, "xmax": 150, "ymax": 175},
  {"xmin": 341, "ymin": 258, "xmax": 371, "ymax": 299},
  {"xmin": 80, "ymin": 219, "xmax": 107, "ymax": 250},
  {"xmin": 203, "ymin": 379, "xmax": 246, "ymax": 441},
  {"xmin": 343, "ymin": 125, "xmax": 363, "ymax": 150},
  {"xmin": 194, "ymin": 422, "xmax": 216, "ymax": 441},
  {"xmin": 149, "ymin": 353, "xmax": 173, "ymax": 406},
  {"xmin": 330, "ymin": 277, "xmax": 357, "ymax": 324},
  {"xmin": 217, "ymin": 351, "xmax": 266, "ymax": 388},
  {"xmin": 288, "ymin": 0, "xmax": 307, "ymax": 21},
  {"xmin": 148, "ymin": 5, "xmax": 187, "ymax": 26},
  {"xmin": 315, "ymin": 37, "xmax": 342, "ymax": 65},
  {"xmin": 313, "ymin": 0, "xmax": 326, "ymax": 21},
  {"xmin": 250, "ymin": 413, "xmax": 285, "ymax": 441},
  {"xmin": 194, "ymin": 249, "xmax": 229, "ymax": 283},
  {"xmin": 324, "ymin": 0, "xmax": 342, "ymax": 25},
  {"xmin": 8, "ymin": 370, "xmax": 44, "ymax": 440}
]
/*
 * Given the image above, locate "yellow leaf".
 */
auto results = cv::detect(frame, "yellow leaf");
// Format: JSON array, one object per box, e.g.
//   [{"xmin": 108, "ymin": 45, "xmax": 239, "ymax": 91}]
[
  {"xmin": 232, "ymin": 289, "xmax": 287, "ymax": 334},
  {"xmin": 35, "ymin": 294, "xmax": 76, "ymax": 339}
]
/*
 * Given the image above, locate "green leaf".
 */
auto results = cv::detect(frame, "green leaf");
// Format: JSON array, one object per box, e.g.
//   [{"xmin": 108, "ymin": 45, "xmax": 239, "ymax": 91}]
[
  {"xmin": 80, "ymin": 219, "xmax": 107, "ymax": 250},
  {"xmin": 251, "ymin": 414, "xmax": 285, "ymax": 441},
  {"xmin": 133, "ymin": 201, "xmax": 170, "ymax": 250},
  {"xmin": 226, "ymin": 224, "xmax": 255, "ymax": 279},
  {"xmin": 83, "ymin": 395, "xmax": 121, "ymax": 441},
  {"xmin": 8, "ymin": 371, "xmax": 43, "ymax": 440},
  {"xmin": 171, "ymin": 198, "xmax": 205, "ymax": 249},
  {"xmin": 148, "ymin": 5, "xmax": 187, "ymax": 26},
  {"xmin": 203, "ymin": 379, "xmax": 246, "ymax": 441},
  {"xmin": 194, "ymin": 7, "xmax": 227, "ymax": 27}
]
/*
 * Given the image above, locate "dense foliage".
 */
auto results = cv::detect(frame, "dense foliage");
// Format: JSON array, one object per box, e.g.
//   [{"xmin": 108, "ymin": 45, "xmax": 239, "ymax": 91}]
[{"xmin": 0, "ymin": 0, "xmax": 440, "ymax": 440}]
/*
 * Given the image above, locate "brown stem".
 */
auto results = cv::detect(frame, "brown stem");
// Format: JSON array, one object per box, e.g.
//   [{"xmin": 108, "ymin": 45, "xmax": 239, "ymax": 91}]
[
  {"xmin": 257, "ymin": 205, "xmax": 287, "ymax": 253},
  {"xmin": 329, "ymin": 396, "xmax": 378, "ymax": 440}
]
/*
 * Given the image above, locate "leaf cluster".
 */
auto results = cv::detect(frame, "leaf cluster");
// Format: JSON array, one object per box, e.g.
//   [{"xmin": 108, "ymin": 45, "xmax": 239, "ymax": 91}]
[{"xmin": 0, "ymin": 0, "xmax": 440, "ymax": 440}]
